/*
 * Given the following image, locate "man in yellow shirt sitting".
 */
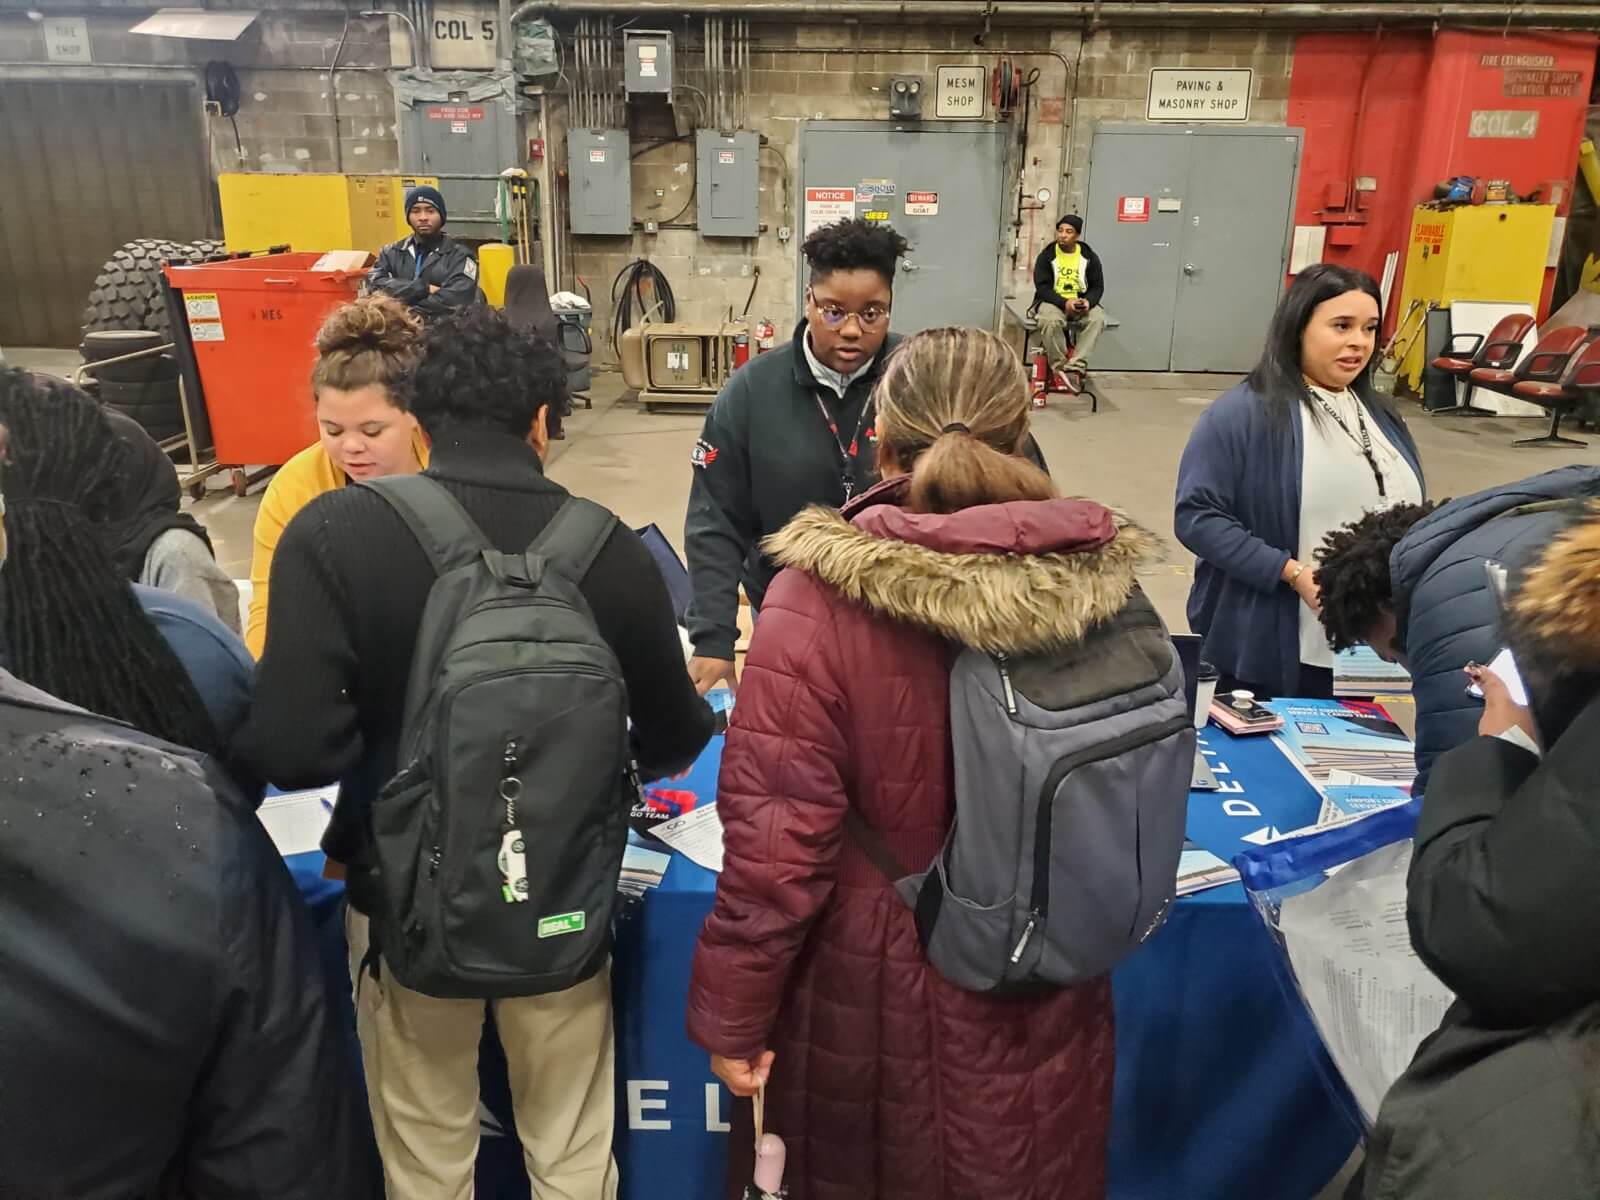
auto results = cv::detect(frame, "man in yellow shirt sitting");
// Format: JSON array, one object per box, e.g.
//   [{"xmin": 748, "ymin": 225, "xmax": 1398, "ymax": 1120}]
[{"xmin": 1031, "ymin": 214, "xmax": 1107, "ymax": 385}]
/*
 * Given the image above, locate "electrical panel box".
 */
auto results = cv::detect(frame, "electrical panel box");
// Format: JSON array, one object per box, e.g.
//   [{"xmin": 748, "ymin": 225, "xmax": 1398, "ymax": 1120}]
[
  {"xmin": 696, "ymin": 130, "xmax": 759, "ymax": 238},
  {"xmin": 567, "ymin": 129, "xmax": 632, "ymax": 236},
  {"xmin": 624, "ymin": 30, "xmax": 673, "ymax": 95}
]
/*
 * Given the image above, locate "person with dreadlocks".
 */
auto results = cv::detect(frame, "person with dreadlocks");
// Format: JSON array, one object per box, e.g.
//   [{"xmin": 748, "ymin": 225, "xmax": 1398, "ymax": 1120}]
[
  {"xmin": 0, "ymin": 367, "xmax": 253, "ymax": 762},
  {"xmin": 0, "ymin": 408, "xmax": 380, "ymax": 1199}
]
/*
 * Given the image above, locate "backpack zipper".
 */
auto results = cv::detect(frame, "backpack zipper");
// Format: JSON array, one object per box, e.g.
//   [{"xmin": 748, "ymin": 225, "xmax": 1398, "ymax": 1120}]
[
  {"xmin": 995, "ymin": 653, "xmax": 1018, "ymax": 715},
  {"xmin": 1016, "ymin": 713, "xmax": 1190, "ymax": 970}
]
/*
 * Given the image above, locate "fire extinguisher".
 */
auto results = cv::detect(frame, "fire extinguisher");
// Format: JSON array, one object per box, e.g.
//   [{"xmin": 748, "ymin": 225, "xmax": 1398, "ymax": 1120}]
[
  {"xmin": 733, "ymin": 330, "xmax": 751, "ymax": 369},
  {"xmin": 1029, "ymin": 349, "xmax": 1049, "ymax": 408},
  {"xmin": 755, "ymin": 318, "xmax": 775, "ymax": 353}
]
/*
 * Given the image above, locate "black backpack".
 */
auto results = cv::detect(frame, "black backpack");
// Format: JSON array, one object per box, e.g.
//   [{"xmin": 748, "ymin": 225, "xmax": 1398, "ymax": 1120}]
[{"xmin": 363, "ymin": 475, "xmax": 633, "ymax": 999}]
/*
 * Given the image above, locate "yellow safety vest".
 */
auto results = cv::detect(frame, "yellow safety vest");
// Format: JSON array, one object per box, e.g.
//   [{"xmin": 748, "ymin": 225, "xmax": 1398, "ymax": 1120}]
[{"xmin": 1053, "ymin": 244, "xmax": 1085, "ymax": 302}]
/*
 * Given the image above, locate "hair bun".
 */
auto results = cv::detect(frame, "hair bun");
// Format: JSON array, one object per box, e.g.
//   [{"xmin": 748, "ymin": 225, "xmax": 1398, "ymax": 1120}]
[{"xmin": 315, "ymin": 295, "xmax": 422, "ymax": 357}]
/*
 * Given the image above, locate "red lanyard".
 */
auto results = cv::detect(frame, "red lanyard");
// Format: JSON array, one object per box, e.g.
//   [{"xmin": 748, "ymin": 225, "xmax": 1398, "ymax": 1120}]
[{"xmin": 813, "ymin": 391, "xmax": 875, "ymax": 502}]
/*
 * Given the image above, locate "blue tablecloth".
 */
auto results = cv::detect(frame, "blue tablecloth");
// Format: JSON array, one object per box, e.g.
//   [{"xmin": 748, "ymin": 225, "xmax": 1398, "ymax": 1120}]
[{"xmin": 287, "ymin": 723, "xmax": 1360, "ymax": 1200}]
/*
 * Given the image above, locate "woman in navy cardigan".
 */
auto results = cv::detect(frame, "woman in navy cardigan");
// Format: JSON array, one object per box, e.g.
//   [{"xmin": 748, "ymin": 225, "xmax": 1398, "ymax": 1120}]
[{"xmin": 1175, "ymin": 265, "xmax": 1424, "ymax": 698}]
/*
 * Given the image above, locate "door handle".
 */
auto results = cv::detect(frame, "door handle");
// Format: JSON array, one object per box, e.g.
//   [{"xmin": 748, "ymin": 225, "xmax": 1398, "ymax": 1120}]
[{"xmin": 1183, "ymin": 263, "xmax": 1199, "ymax": 276}]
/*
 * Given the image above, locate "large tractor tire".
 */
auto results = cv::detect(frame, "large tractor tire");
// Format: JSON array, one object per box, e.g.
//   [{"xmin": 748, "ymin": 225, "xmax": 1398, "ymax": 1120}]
[{"xmin": 80, "ymin": 237, "xmax": 225, "ymax": 340}]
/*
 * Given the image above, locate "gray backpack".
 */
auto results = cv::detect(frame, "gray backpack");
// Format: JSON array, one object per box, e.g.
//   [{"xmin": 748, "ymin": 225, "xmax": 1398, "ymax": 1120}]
[
  {"xmin": 849, "ymin": 589, "xmax": 1193, "ymax": 993},
  {"xmin": 363, "ymin": 476, "xmax": 633, "ymax": 999}
]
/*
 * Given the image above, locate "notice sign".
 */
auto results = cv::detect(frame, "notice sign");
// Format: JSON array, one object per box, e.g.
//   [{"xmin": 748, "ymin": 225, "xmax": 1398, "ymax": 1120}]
[
  {"xmin": 905, "ymin": 191, "xmax": 939, "ymax": 216},
  {"xmin": 590, "ymin": 148, "xmax": 607, "ymax": 163},
  {"xmin": 804, "ymin": 186, "xmax": 856, "ymax": 236},
  {"xmin": 1117, "ymin": 195, "xmax": 1150, "ymax": 223},
  {"xmin": 427, "ymin": 105, "xmax": 485, "ymax": 121},
  {"xmin": 1480, "ymin": 52, "xmax": 1584, "ymax": 98},
  {"xmin": 935, "ymin": 65, "xmax": 987, "ymax": 119},
  {"xmin": 1147, "ymin": 68, "xmax": 1253, "ymax": 121},
  {"xmin": 43, "ymin": 16, "xmax": 90, "ymax": 63}
]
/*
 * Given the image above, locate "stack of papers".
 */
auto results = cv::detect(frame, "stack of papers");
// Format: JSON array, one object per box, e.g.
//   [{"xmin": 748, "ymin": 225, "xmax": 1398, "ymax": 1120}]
[
  {"xmin": 258, "ymin": 785, "xmax": 337, "ymax": 856},
  {"xmin": 1333, "ymin": 646, "xmax": 1412, "ymax": 697},
  {"xmin": 1267, "ymin": 699, "xmax": 1417, "ymax": 788},
  {"xmin": 619, "ymin": 837, "xmax": 672, "ymax": 897},
  {"xmin": 1176, "ymin": 840, "xmax": 1240, "ymax": 896},
  {"xmin": 648, "ymin": 804, "xmax": 725, "ymax": 873},
  {"xmin": 1317, "ymin": 769, "xmax": 1412, "ymax": 829}
]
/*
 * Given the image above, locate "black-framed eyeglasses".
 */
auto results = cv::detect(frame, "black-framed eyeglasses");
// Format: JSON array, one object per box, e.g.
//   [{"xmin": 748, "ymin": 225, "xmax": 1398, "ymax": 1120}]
[{"xmin": 808, "ymin": 289, "xmax": 890, "ymax": 330}]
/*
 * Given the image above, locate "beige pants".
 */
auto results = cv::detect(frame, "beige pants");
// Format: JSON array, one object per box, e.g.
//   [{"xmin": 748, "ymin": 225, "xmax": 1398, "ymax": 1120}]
[
  {"xmin": 347, "ymin": 910, "xmax": 620, "ymax": 1200},
  {"xmin": 1036, "ymin": 302, "xmax": 1107, "ymax": 370}
]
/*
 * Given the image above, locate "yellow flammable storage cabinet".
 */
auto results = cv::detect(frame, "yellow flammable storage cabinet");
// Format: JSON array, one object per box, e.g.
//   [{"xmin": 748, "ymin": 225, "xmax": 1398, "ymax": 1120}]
[
  {"xmin": 1398, "ymin": 203, "xmax": 1555, "ymax": 389},
  {"xmin": 218, "ymin": 173, "xmax": 441, "ymax": 253}
]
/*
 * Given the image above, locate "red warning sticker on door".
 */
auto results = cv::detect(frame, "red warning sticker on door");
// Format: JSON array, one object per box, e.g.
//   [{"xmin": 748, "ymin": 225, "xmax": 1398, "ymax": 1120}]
[
  {"xmin": 905, "ymin": 191, "xmax": 939, "ymax": 215},
  {"xmin": 1117, "ymin": 195, "xmax": 1150, "ymax": 222}
]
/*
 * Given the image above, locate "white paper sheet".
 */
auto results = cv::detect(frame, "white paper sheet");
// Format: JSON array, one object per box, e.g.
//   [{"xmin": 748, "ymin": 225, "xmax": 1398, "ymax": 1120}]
[
  {"xmin": 648, "ymin": 803, "xmax": 725, "ymax": 872},
  {"xmin": 1276, "ymin": 840, "xmax": 1455, "ymax": 1121},
  {"xmin": 258, "ymin": 785, "xmax": 337, "ymax": 857}
]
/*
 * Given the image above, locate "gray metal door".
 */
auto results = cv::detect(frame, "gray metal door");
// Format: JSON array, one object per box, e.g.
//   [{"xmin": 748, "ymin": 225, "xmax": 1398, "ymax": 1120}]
[
  {"xmin": 404, "ymin": 100, "xmax": 512, "ymax": 238},
  {"xmin": 1081, "ymin": 125, "xmax": 1300, "ymax": 372},
  {"xmin": 1171, "ymin": 132, "xmax": 1300, "ymax": 372},
  {"xmin": 800, "ymin": 122, "xmax": 1007, "ymax": 332},
  {"xmin": 1080, "ymin": 129, "xmax": 1191, "ymax": 371}
]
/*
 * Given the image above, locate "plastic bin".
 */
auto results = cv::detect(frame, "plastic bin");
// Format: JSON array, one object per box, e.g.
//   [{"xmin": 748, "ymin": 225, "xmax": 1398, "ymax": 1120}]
[
  {"xmin": 554, "ymin": 304, "xmax": 594, "ymax": 395},
  {"xmin": 165, "ymin": 252, "xmax": 369, "ymax": 466}
]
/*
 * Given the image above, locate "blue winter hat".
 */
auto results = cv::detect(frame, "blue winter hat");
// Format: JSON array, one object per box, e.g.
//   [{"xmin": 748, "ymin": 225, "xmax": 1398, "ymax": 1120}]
[{"xmin": 405, "ymin": 184, "xmax": 447, "ymax": 224}]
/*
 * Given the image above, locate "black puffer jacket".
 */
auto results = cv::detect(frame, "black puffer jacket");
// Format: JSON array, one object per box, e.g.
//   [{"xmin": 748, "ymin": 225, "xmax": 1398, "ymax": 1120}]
[
  {"xmin": 0, "ymin": 672, "xmax": 377, "ymax": 1199},
  {"xmin": 1390, "ymin": 465, "xmax": 1600, "ymax": 795}
]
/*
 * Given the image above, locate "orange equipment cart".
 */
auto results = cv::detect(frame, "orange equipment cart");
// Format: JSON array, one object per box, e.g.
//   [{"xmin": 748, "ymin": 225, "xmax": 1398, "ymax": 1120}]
[{"xmin": 165, "ymin": 252, "xmax": 369, "ymax": 467}]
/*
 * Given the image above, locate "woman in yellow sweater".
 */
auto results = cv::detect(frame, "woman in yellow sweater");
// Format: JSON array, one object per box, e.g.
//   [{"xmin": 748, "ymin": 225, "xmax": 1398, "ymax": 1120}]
[{"xmin": 246, "ymin": 296, "xmax": 429, "ymax": 656}]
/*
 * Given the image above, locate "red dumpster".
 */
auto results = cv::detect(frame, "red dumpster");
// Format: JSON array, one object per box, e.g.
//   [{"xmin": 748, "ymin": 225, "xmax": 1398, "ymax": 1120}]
[{"xmin": 165, "ymin": 252, "xmax": 368, "ymax": 466}]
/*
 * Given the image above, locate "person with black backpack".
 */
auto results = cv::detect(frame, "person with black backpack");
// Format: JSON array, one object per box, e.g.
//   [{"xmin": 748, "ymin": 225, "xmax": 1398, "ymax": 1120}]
[
  {"xmin": 687, "ymin": 327, "xmax": 1192, "ymax": 1200},
  {"xmin": 235, "ymin": 308, "xmax": 715, "ymax": 1200}
]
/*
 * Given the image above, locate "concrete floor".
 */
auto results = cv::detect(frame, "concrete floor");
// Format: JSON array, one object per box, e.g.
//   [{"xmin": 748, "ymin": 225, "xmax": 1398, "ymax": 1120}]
[{"xmin": 11, "ymin": 351, "xmax": 1600, "ymax": 638}]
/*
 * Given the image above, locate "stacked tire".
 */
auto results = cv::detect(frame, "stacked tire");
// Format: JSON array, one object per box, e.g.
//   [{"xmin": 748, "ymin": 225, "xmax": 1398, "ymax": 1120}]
[
  {"xmin": 81, "ymin": 331, "xmax": 183, "ymax": 441},
  {"xmin": 79, "ymin": 237, "xmax": 222, "ymax": 441}
]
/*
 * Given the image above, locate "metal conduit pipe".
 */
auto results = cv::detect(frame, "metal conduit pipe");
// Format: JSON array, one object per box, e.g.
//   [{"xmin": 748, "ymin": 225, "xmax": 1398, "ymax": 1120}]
[{"xmin": 511, "ymin": 1, "xmax": 1600, "ymax": 27}]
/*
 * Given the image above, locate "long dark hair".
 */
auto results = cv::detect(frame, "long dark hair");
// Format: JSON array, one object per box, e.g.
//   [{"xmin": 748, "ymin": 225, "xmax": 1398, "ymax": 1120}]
[
  {"xmin": 1247, "ymin": 263, "xmax": 1396, "ymax": 430},
  {"xmin": 0, "ymin": 368, "xmax": 221, "ymax": 756}
]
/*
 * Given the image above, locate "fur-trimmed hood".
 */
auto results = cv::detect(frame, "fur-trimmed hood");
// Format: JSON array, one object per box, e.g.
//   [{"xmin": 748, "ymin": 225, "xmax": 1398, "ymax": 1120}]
[
  {"xmin": 1511, "ymin": 502, "xmax": 1600, "ymax": 676},
  {"xmin": 764, "ymin": 484, "xmax": 1161, "ymax": 655}
]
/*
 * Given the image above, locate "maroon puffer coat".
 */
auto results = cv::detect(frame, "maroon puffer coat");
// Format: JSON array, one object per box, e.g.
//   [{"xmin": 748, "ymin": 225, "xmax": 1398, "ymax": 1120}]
[{"xmin": 688, "ymin": 477, "xmax": 1160, "ymax": 1200}]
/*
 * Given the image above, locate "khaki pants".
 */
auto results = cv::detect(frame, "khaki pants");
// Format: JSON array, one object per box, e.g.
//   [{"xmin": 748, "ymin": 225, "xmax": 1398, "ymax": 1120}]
[
  {"xmin": 1036, "ymin": 302, "xmax": 1107, "ymax": 370},
  {"xmin": 347, "ymin": 910, "xmax": 620, "ymax": 1200}
]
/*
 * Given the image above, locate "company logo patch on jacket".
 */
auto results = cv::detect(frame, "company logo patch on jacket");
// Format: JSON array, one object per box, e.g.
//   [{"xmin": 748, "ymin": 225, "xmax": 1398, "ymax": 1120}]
[{"xmin": 692, "ymin": 439, "xmax": 719, "ymax": 469}]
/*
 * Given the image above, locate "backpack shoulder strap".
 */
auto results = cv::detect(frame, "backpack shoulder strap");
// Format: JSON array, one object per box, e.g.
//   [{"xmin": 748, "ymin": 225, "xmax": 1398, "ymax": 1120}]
[
  {"xmin": 530, "ymin": 496, "xmax": 619, "ymax": 584},
  {"xmin": 360, "ymin": 475, "xmax": 489, "ymax": 577},
  {"xmin": 843, "ymin": 808, "xmax": 910, "ymax": 882}
]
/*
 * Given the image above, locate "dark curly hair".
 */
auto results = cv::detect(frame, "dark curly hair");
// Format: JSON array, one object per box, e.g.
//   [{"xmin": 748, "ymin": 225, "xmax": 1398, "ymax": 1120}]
[
  {"xmin": 402, "ymin": 306, "xmax": 570, "ymax": 440},
  {"xmin": 1313, "ymin": 501, "xmax": 1437, "ymax": 651},
  {"xmin": 803, "ymin": 218, "xmax": 910, "ymax": 287}
]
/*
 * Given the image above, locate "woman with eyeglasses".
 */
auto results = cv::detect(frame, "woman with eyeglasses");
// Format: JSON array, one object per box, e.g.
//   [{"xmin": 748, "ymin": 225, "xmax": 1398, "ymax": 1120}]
[
  {"xmin": 682, "ymin": 218, "xmax": 907, "ymax": 696},
  {"xmin": 683, "ymin": 218, "xmax": 1050, "ymax": 697}
]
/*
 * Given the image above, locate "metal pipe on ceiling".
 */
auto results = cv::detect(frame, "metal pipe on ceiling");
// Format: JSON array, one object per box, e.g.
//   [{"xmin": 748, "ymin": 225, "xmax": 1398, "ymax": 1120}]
[{"xmin": 512, "ymin": 1, "xmax": 1600, "ymax": 27}]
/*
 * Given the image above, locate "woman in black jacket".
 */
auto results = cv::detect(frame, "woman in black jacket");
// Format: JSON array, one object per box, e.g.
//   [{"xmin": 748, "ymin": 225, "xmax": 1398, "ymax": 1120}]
[{"xmin": 1358, "ymin": 507, "xmax": 1600, "ymax": 1199}]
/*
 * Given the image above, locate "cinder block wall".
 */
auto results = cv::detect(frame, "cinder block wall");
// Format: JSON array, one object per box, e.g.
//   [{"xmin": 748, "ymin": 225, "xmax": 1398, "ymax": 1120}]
[
  {"xmin": 0, "ymin": 11, "xmax": 398, "ymax": 176},
  {"xmin": 560, "ymin": 20, "xmax": 1294, "ymax": 366}
]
